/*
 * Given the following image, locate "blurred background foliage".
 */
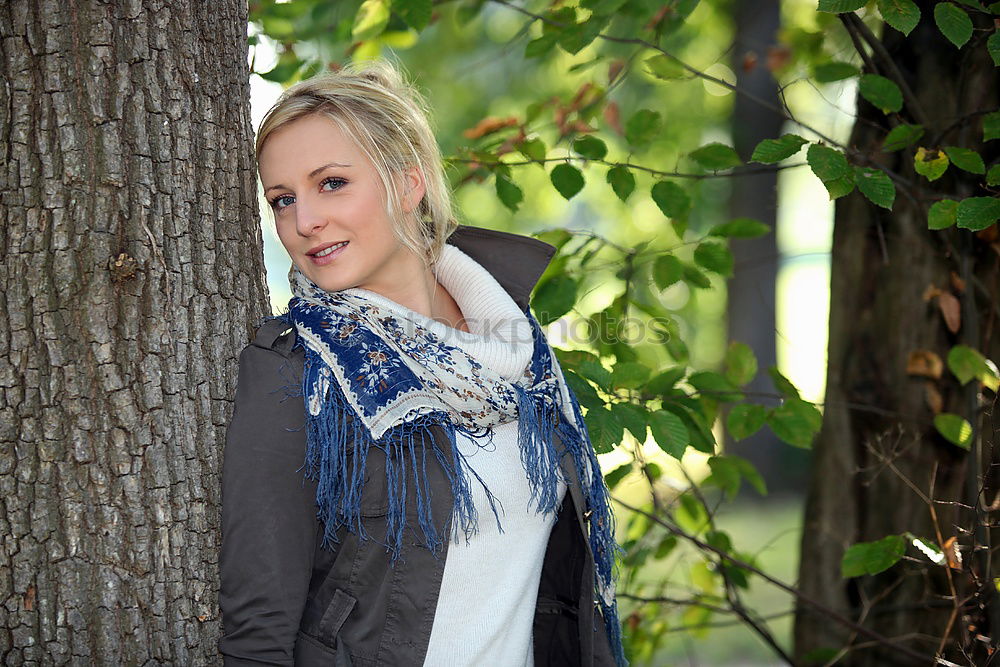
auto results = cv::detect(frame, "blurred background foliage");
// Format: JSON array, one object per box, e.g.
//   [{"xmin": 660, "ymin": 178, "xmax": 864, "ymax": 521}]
[{"xmin": 244, "ymin": 0, "xmax": 1000, "ymax": 664}]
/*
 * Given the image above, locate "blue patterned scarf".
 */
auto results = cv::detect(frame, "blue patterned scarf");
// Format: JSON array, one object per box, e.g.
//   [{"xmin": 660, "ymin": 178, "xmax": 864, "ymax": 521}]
[{"xmin": 279, "ymin": 264, "xmax": 626, "ymax": 666}]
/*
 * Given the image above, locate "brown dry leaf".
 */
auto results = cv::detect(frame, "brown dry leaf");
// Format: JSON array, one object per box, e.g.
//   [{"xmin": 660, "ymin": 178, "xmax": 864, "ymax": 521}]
[
  {"xmin": 23, "ymin": 584, "xmax": 35, "ymax": 611},
  {"xmin": 943, "ymin": 536, "xmax": 962, "ymax": 570},
  {"xmin": 644, "ymin": 5, "xmax": 671, "ymax": 32},
  {"xmin": 925, "ymin": 381, "xmax": 943, "ymax": 414},
  {"xmin": 608, "ymin": 59, "xmax": 625, "ymax": 84},
  {"xmin": 938, "ymin": 291, "xmax": 961, "ymax": 333},
  {"xmin": 570, "ymin": 82, "xmax": 594, "ymax": 111},
  {"xmin": 975, "ymin": 223, "xmax": 998, "ymax": 243},
  {"xmin": 907, "ymin": 349, "xmax": 943, "ymax": 379},
  {"xmin": 766, "ymin": 45, "xmax": 791, "ymax": 71},
  {"xmin": 949, "ymin": 271, "xmax": 966, "ymax": 294},
  {"xmin": 922, "ymin": 284, "xmax": 942, "ymax": 302},
  {"xmin": 604, "ymin": 101, "xmax": 623, "ymax": 136},
  {"xmin": 462, "ymin": 116, "xmax": 518, "ymax": 140},
  {"xmin": 742, "ymin": 50, "xmax": 758, "ymax": 73}
]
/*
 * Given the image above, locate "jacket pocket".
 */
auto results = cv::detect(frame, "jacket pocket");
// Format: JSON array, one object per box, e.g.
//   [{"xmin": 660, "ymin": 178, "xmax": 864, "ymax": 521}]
[{"xmin": 295, "ymin": 588, "xmax": 357, "ymax": 666}]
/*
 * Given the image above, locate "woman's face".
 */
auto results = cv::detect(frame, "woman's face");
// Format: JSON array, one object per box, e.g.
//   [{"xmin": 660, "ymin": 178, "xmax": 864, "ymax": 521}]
[{"xmin": 258, "ymin": 113, "xmax": 425, "ymax": 296}]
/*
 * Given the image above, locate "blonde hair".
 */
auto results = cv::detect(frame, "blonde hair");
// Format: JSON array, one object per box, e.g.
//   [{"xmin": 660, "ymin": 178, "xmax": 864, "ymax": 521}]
[{"xmin": 255, "ymin": 58, "xmax": 458, "ymax": 267}]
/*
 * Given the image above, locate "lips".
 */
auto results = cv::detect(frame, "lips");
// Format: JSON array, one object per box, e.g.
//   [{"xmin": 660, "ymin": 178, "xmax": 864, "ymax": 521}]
[
  {"xmin": 308, "ymin": 240, "xmax": 349, "ymax": 266},
  {"xmin": 307, "ymin": 240, "xmax": 349, "ymax": 256}
]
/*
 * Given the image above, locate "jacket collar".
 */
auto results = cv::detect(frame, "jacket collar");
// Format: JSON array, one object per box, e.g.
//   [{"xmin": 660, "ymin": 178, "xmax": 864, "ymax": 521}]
[{"xmin": 444, "ymin": 225, "xmax": 556, "ymax": 311}]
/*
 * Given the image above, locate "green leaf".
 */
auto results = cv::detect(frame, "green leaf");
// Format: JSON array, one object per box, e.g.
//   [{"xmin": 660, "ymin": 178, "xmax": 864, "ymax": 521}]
[
  {"xmin": 877, "ymin": 0, "xmax": 921, "ymax": 35},
  {"xmin": 956, "ymin": 197, "xmax": 1000, "ymax": 231},
  {"xmin": 934, "ymin": 413, "xmax": 973, "ymax": 449},
  {"xmin": 645, "ymin": 54, "xmax": 687, "ymax": 80},
  {"xmin": 550, "ymin": 163, "xmax": 585, "ymax": 199},
  {"xmin": 768, "ymin": 366, "xmax": 800, "ymax": 398},
  {"xmin": 653, "ymin": 254, "xmax": 684, "ymax": 290},
  {"xmin": 688, "ymin": 371, "xmax": 744, "ymax": 402},
  {"xmin": 947, "ymin": 344, "xmax": 999, "ymax": 388},
  {"xmin": 352, "ymin": 0, "xmax": 391, "ymax": 40},
  {"xmin": 603, "ymin": 462, "xmax": 632, "ymax": 490},
  {"xmin": 649, "ymin": 409, "xmax": 690, "ymax": 459},
  {"xmin": 914, "ymin": 147, "xmax": 950, "ymax": 181},
  {"xmin": 768, "ymin": 398, "xmax": 822, "ymax": 448},
  {"xmin": 854, "ymin": 167, "xmax": 896, "ymax": 209},
  {"xmin": 943, "ymin": 146, "xmax": 985, "ymax": 174},
  {"xmin": 709, "ymin": 217, "xmax": 771, "ymax": 238},
  {"xmin": 612, "ymin": 402, "xmax": 649, "ymax": 441},
  {"xmin": 525, "ymin": 33, "xmax": 559, "ymax": 59},
  {"xmin": 983, "ymin": 111, "xmax": 1000, "ymax": 142},
  {"xmin": 557, "ymin": 15, "xmax": 606, "ymax": 55},
  {"xmin": 725, "ymin": 342, "xmax": 758, "ymax": 386},
  {"xmin": 989, "ymin": 31, "xmax": 1000, "ymax": 66},
  {"xmin": 934, "ymin": 2, "xmax": 973, "ymax": 48},
  {"xmin": 727, "ymin": 404, "xmax": 768, "ymax": 440},
  {"xmin": 807, "ymin": 144, "xmax": 856, "ymax": 199},
  {"xmin": 651, "ymin": 181, "xmax": 691, "ymax": 218},
  {"xmin": 689, "ymin": 143, "xmax": 742, "ymax": 170},
  {"xmin": 683, "ymin": 264, "xmax": 712, "ymax": 289},
  {"xmin": 647, "ymin": 367, "xmax": 686, "ymax": 394},
  {"xmin": 392, "ymin": 0, "xmax": 433, "ymax": 30},
  {"xmin": 611, "ymin": 362, "xmax": 651, "ymax": 389},
  {"xmin": 662, "ymin": 402, "xmax": 716, "ymax": 453},
  {"xmin": 606, "ymin": 165, "xmax": 635, "ymax": 202},
  {"xmin": 818, "ymin": 0, "xmax": 866, "ymax": 12},
  {"xmin": 573, "ymin": 135, "xmax": 608, "ymax": 160},
  {"xmin": 584, "ymin": 406, "xmax": 623, "ymax": 453},
  {"xmin": 516, "ymin": 137, "xmax": 547, "ymax": 162},
  {"xmin": 841, "ymin": 535, "xmax": 906, "ymax": 578},
  {"xmin": 750, "ymin": 134, "xmax": 808, "ymax": 163},
  {"xmin": 859, "ymin": 74, "xmax": 903, "ymax": 113},
  {"xmin": 882, "ymin": 124, "xmax": 924, "ymax": 152},
  {"xmin": 531, "ymin": 275, "xmax": 578, "ymax": 325},
  {"xmin": 731, "ymin": 455, "xmax": 767, "ymax": 495},
  {"xmin": 578, "ymin": 359, "xmax": 613, "ymax": 391},
  {"xmin": 928, "ymin": 199, "xmax": 959, "ymax": 230},
  {"xmin": 813, "ymin": 61, "xmax": 860, "ymax": 83},
  {"xmin": 706, "ymin": 456, "xmax": 742, "ymax": 499},
  {"xmin": 563, "ymin": 370, "xmax": 602, "ymax": 409},
  {"xmin": 625, "ymin": 109, "xmax": 662, "ymax": 146},
  {"xmin": 693, "ymin": 242, "xmax": 734, "ymax": 277},
  {"xmin": 495, "ymin": 171, "xmax": 523, "ymax": 212},
  {"xmin": 987, "ymin": 165, "xmax": 1000, "ymax": 187}
]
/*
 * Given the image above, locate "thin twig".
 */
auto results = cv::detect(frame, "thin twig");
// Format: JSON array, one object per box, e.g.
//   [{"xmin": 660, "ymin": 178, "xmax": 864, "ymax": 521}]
[{"xmin": 612, "ymin": 496, "xmax": 931, "ymax": 665}]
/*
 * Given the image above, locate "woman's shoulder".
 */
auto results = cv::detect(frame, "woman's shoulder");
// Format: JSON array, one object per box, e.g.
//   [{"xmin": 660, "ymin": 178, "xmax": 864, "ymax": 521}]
[
  {"xmin": 233, "ymin": 316, "xmax": 304, "ymax": 395},
  {"xmin": 249, "ymin": 316, "xmax": 299, "ymax": 358}
]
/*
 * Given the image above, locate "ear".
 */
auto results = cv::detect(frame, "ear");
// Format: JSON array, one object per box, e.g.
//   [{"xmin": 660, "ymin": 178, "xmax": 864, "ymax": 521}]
[{"xmin": 399, "ymin": 165, "xmax": 426, "ymax": 214}]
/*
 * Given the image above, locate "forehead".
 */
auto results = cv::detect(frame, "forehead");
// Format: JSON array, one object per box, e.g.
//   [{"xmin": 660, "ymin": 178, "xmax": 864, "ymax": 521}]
[{"xmin": 258, "ymin": 114, "xmax": 367, "ymax": 177}]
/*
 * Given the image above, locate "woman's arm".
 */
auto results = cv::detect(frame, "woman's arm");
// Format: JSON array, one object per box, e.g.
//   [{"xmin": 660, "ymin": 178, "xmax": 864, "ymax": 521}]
[{"xmin": 218, "ymin": 342, "xmax": 318, "ymax": 666}]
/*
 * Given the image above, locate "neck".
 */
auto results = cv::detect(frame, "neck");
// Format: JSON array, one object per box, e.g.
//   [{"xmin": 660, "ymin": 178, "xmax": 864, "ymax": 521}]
[{"xmin": 360, "ymin": 255, "xmax": 469, "ymax": 333}]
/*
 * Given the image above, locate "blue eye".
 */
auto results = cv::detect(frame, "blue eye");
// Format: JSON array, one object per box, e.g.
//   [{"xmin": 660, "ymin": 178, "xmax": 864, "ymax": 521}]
[
  {"xmin": 269, "ymin": 194, "xmax": 294, "ymax": 211},
  {"xmin": 321, "ymin": 177, "xmax": 347, "ymax": 191}
]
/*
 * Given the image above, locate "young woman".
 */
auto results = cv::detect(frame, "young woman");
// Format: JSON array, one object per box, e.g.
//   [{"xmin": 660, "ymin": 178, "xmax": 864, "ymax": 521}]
[{"xmin": 218, "ymin": 58, "xmax": 626, "ymax": 667}]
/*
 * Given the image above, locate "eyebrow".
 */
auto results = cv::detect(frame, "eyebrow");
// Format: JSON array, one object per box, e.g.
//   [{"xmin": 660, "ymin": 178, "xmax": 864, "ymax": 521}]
[{"xmin": 263, "ymin": 162, "xmax": 352, "ymax": 194}]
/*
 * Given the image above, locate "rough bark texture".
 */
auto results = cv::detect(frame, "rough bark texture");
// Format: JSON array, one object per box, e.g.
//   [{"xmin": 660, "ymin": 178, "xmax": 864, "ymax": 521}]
[
  {"xmin": 794, "ymin": 6, "xmax": 1000, "ymax": 665},
  {"xmin": 0, "ymin": 1, "xmax": 267, "ymax": 663}
]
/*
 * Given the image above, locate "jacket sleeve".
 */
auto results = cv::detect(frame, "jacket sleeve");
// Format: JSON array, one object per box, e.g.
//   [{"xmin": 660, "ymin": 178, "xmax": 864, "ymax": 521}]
[{"xmin": 218, "ymin": 343, "xmax": 318, "ymax": 666}]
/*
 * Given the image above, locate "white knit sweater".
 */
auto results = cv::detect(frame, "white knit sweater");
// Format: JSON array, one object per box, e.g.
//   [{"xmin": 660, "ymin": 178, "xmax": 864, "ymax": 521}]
[{"xmin": 416, "ymin": 244, "xmax": 568, "ymax": 667}]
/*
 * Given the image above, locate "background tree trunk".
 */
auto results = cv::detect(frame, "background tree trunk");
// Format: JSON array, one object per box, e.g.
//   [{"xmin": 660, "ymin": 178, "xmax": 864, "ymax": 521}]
[
  {"xmin": 0, "ymin": 2, "xmax": 266, "ymax": 662},
  {"xmin": 726, "ymin": 0, "xmax": 811, "ymax": 496},
  {"xmin": 794, "ymin": 5, "xmax": 1000, "ymax": 664}
]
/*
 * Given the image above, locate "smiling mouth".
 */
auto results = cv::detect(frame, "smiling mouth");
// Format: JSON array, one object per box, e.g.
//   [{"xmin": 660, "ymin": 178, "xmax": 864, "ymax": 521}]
[{"xmin": 310, "ymin": 241, "xmax": 349, "ymax": 257}]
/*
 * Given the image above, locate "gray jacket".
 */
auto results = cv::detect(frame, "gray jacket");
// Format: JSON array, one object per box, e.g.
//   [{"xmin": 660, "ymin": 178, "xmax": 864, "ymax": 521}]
[{"xmin": 218, "ymin": 225, "xmax": 618, "ymax": 666}]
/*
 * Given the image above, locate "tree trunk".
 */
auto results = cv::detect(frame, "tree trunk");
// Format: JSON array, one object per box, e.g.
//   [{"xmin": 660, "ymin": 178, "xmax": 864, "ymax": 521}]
[
  {"xmin": 794, "ymin": 5, "xmax": 1000, "ymax": 665},
  {"xmin": 726, "ymin": 0, "xmax": 812, "ymax": 496},
  {"xmin": 0, "ymin": 2, "xmax": 266, "ymax": 662}
]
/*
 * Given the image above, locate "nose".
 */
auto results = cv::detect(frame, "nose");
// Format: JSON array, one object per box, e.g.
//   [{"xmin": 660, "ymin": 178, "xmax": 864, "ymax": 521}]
[{"xmin": 294, "ymin": 193, "xmax": 328, "ymax": 237}]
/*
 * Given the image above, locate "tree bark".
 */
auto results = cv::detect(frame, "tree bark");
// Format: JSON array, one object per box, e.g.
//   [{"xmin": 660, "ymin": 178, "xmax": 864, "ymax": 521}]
[
  {"xmin": 0, "ymin": 1, "xmax": 266, "ymax": 662},
  {"xmin": 794, "ymin": 5, "xmax": 1000, "ymax": 664}
]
